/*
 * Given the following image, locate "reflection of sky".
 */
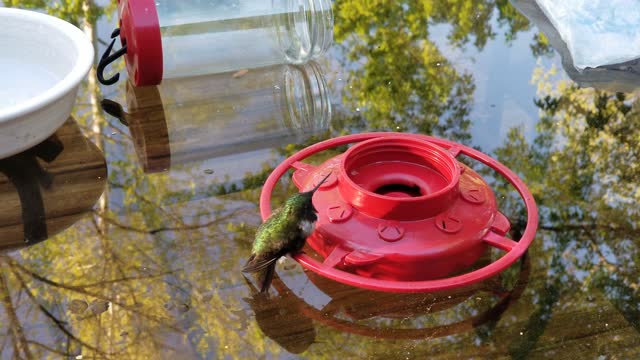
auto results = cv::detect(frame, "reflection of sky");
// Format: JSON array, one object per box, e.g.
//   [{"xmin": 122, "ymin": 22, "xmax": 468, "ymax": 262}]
[{"xmin": 429, "ymin": 18, "xmax": 564, "ymax": 153}]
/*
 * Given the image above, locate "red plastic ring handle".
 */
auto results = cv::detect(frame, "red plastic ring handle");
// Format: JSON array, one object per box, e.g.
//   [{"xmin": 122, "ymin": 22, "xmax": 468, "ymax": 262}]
[{"xmin": 260, "ymin": 133, "xmax": 538, "ymax": 292}]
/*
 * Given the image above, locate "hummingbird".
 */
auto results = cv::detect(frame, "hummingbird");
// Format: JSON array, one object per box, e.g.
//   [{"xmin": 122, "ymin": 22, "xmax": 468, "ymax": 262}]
[{"xmin": 242, "ymin": 172, "xmax": 332, "ymax": 293}]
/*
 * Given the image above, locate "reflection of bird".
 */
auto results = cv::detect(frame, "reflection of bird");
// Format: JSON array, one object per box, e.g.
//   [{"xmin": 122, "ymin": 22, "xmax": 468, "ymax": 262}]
[
  {"xmin": 242, "ymin": 173, "xmax": 331, "ymax": 293},
  {"xmin": 242, "ymin": 275, "xmax": 316, "ymax": 354}
]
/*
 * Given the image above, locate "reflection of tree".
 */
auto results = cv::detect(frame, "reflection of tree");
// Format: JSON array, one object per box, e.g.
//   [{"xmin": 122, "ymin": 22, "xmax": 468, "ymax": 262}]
[
  {"xmin": 530, "ymin": 32, "xmax": 554, "ymax": 58},
  {"xmin": 487, "ymin": 64, "xmax": 640, "ymax": 356},
  {"xmin": 495, "ymin": 66, "xmax": 640, "ymax": 237},
  {"xmin": 332, "ymin": 0, "xmax": 535, "ymax": 142},
  {"xmin": 334, "ymin": 0, "xmax": 472, "ymax": 138}
]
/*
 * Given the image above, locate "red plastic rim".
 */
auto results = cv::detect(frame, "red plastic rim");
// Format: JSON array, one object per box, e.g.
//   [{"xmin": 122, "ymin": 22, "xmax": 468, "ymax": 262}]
[
  {"xmin": 118, "ymin": 0, "xmax": 163, "ymax": 86},
  {"xmin": 338, "ymin": 136, "xmax": 461, "ymax": 220},
  {"xmin": 260, "ymin": 133, "xmax": 538, "ymax": 293}
]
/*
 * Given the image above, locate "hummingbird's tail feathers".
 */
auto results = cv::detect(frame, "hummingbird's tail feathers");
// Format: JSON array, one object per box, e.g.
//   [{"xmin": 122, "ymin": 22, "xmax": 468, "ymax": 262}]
[
  {"xmin": 242, "ymin": 253, "xmax": 280, "ymax": 293},
  {"xmin": 242, "ymin": 254, "xmax": 279, "ymax": 273},
  {"xmin": 258, "ymin": 262, "xmax": 276, "ymax": 293},
  {"xmin": 241, "ymin": 254, "xmax": 256, "ymax": 273}
]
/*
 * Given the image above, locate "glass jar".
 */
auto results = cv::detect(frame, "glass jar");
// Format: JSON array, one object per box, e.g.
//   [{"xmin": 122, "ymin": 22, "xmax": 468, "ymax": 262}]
[{"xmin": 107, "ymin": 0, "xmax": 333, "ymax": 86}]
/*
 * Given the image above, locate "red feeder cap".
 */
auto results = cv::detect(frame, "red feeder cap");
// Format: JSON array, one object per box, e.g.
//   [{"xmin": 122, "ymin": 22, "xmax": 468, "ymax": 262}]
[{"xmin": 118, "ymin": 0, "xmax": 163, "ymax": 86}]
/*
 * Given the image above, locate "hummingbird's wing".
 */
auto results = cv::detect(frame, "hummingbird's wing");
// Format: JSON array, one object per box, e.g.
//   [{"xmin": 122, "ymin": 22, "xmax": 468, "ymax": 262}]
[
  {"xmin": 243, "ymin": 253, "xmax": 282, "ymax": 293},
  {"xmin": 242, "ymin": 254, "xmax": 280, "ymax": 273}
]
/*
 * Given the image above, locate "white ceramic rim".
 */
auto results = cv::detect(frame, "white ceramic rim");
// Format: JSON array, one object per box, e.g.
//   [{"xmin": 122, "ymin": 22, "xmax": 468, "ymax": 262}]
[{"xmin": 0, "ymin": 8, "xmax": 95, "ymax": 123}]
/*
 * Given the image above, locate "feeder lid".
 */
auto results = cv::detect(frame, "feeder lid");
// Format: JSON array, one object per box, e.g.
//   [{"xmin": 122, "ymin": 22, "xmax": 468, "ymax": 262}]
[{"xmin": 118, "ymin": 0, "xmax": 163, "ymax": 86}]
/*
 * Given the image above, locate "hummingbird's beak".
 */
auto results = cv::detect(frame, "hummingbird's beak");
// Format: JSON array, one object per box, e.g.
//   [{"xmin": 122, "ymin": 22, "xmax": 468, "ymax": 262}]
[
  {"xmin": 310, "ymin": 172, "xmax": 331, "ymax": 213},
  {"xmin": 310, "ymin": 172, "xmax": 332, "ymax": 193}
]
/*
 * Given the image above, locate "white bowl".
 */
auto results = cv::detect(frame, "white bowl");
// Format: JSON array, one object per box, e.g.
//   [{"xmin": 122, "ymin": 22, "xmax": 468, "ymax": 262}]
[{"xmin": 0, "ymin": 8, "xmax": 94, "ymax": 159}]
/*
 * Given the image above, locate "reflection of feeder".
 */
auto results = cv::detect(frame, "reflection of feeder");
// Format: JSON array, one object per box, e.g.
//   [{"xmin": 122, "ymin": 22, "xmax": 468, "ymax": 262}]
[
  {"xmin": 513, "ymin": 0, "xmax": 640, "ymax": 92},
  {"xmin": 254, "ymin": 253, "xmax": 530, "ymax": 345},
  {"xmin": 303, "ymin": 252, "xmax": 496, "ymax": 317},
  {"xmin": 0, "ymin": 118, "xmax": 107, "ymax": 250},
  {"xmin": 106, "ymin": 61, "xmax": 330, "ymax": 173},
  {"xmin": 261, "ymin": 133, "xmax": 538, "ymax": 292}
]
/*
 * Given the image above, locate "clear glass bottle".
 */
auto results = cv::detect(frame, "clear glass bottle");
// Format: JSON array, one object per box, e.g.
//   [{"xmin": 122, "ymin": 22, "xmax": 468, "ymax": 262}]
[{"xmin": 113, "ymin": 0, "xmax": 333, "ymax": 86}]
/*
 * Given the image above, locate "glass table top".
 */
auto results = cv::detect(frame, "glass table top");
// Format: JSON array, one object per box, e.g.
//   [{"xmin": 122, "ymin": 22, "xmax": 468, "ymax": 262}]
[{"xmin": 1, "ymin": 0, "xmax": 640, "ymax": 358}]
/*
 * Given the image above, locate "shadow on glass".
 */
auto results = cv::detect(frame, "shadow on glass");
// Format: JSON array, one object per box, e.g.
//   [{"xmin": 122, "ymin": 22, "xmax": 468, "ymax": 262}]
[{"xmin": 0, "ymin": 118, "xmax": 107, "ymax": 251}]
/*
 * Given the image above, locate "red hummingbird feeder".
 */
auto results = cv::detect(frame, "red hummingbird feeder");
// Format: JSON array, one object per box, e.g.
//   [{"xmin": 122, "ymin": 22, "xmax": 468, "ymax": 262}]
[{"xmin": 260, "ymin": 132, "xmax": 538, "ymax": 293}]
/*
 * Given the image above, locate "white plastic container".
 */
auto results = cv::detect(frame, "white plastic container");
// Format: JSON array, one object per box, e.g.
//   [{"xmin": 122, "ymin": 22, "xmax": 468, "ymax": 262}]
[
  {"xmin": 0, "ymin": 8, "xmax": 94, "ymax": 159},
  {"xmin": 101, "ymin": 0, "xmax": 333, "ymax": 86}
]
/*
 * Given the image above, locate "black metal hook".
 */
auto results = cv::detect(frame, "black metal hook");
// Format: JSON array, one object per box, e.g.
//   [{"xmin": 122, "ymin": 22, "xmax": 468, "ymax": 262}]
[{"xmin": 97, "ymin": 28, "xmax": 127, "ymax": 86}]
